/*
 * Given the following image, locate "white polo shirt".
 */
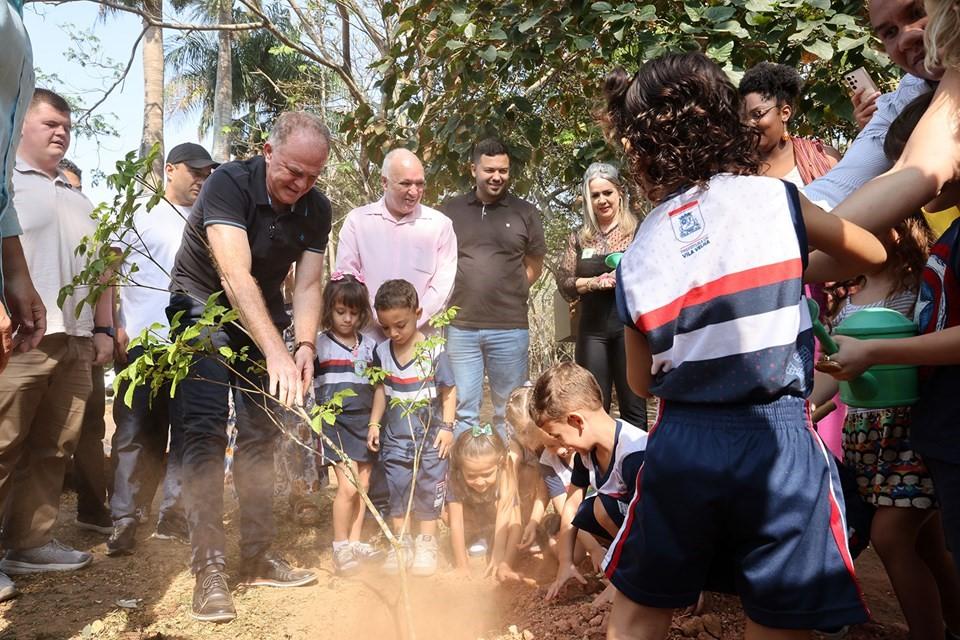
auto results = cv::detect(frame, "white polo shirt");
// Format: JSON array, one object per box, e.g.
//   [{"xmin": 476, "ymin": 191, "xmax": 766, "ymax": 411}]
[
  {"xmin": 113, "ymin": 197, "xmax": 190, "ymax": 340},
  {"xmin": 13, "ymin": 157, "xmax": 96, "ymax": 336}
]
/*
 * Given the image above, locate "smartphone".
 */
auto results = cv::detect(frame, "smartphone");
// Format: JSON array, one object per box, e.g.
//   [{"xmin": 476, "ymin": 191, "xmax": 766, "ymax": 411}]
[{"xmin": 843, "ymin": 67, "xmax": 880, "ymax": 96}]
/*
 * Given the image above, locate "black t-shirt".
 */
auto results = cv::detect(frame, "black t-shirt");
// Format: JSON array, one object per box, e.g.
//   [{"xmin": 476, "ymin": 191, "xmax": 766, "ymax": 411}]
[
  {"xmin": 170, "ymin": 155, "xmax": 332, "ymax": 328},
  {"xmin": 441, "ymin": 190, "xmax": 546, "ymax": 329}
]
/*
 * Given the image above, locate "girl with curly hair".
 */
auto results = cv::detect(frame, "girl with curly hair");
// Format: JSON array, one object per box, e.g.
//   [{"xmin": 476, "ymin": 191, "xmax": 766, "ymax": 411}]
[
  {"xmin": 739, "ymin": 62, "xmax": 841, "ymax": 185},
  {"xmin": 599, "ymin": 51, "xmax": 887, "ymax": 639}
]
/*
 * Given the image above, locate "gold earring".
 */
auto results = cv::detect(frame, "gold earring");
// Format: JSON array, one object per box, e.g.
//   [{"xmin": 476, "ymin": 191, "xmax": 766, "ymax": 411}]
[{"xmin": 782, "ymin": 131, "xmax": 790, "ymax": 142}]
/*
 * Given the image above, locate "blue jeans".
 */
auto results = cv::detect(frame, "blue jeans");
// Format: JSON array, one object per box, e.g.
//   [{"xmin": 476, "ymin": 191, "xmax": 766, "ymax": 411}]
[{"xmin": 446, "ymin": 326, "xmax": 529, "ymax": 437}]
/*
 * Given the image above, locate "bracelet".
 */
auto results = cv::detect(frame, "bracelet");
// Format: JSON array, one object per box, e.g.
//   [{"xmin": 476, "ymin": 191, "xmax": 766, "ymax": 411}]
[
  {"xmin": 295, "ymin": 341, "xmax": 316, "ymax": 353},
  {"xmin": 439, "ymin": 421, "xmax": 454, "ymax": 432},
  {"xmin": 368, "ymin": 422, "xmax": 381, "ymax": 430}
]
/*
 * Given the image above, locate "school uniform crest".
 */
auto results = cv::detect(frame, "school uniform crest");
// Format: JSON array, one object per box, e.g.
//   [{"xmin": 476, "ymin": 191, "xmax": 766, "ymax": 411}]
[{"xmin": 669, "ymin": 200, "xmax": 705, "ymax": 243}]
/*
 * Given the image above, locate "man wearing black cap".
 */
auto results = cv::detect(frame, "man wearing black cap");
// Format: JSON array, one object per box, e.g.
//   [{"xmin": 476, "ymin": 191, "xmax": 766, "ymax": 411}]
[{"xmin": 105, "ymin": 142, "xmax": 218, "ymax": 556}]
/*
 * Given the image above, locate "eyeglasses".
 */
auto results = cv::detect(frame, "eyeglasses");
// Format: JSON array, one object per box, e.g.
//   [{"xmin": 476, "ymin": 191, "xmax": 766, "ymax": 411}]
[{"xmin": 746, "ymin": 104, "xmax": 779, "ymax": 124}]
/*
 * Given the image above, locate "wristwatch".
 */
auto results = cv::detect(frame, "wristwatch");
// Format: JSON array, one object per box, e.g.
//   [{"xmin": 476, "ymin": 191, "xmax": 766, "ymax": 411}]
[{"xmin": 93, "ymin": 326, "xmax": 115, "ymax": 338}]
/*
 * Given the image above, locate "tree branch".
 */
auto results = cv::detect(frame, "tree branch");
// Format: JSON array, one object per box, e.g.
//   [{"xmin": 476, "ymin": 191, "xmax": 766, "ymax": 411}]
[
  {"xmin": 237, "ymin": 0, "xmax": 369, "ymax": 107},
  {"xmin": 28, "ymin": 0, "xmax": 268, "ymax": 31},
  {"xmin": 75, "ymin": 25, "xmax": 147, "ymax": 125}
]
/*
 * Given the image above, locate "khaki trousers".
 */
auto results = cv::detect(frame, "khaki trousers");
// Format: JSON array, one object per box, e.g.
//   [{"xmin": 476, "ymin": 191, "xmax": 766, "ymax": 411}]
[{"xmin": 0, "ymin": 333, "xmax": 92, "ymax": 549}]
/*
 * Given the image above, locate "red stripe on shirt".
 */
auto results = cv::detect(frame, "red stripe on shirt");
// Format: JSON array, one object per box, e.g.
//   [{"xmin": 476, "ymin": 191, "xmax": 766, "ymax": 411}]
[
  {"xmin": 635, "ymin": 258, "xmax": 803, "ymax": 331},
  {"xmin": 667, "ymin": 201, "xmax": 699, "ymax": 217}
]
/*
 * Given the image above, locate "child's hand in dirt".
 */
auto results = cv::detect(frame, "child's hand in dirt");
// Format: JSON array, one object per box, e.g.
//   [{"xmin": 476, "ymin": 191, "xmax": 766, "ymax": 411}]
[
  {"xmin": 495, "ymin": 563, "xmax": 536, "ymax": 586},
  {"xmin": 518, "ymin": 520, "xmax": 538, "ymax": 550},
  {"xmin": 591, "ymin": 582, "xmax": 616, "ymax": 608},
  {"xmin": 367, "ymin": 426, "xmax": 380, "ymax": 452},
  {"xmin": 434, "ymin": 428, "xmax": 453, "ymax": 458},
  {"xmin": 545, "ymin": 563, "xmax": 587, "ymax": 601}
]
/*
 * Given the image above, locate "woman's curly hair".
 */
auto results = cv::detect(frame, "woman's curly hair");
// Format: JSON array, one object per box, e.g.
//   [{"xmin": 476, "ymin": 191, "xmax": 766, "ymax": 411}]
[
  {"xmin": 738, "ymin": 62, "xmax": 804, "ymax": 107},
  {"xmin": 600, "ymin": 52, "xmax": 760, "ymax": 203}
]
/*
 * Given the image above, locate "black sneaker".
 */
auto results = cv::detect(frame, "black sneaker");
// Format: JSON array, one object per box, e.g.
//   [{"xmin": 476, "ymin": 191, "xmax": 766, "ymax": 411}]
[
  {"xmin": 240, "ymin": 553, "xmax": 317, "ymax": 588},
  {"xmin": 191, "ymin": 565, "xmax": 236, "ymax": 623},
  {"xmin": 75, "ymin": 512, "xmax": 113, "ymax": 536},
  {"xmin": 106, "ymin": 518, "xmax": 137, "ymax": 556},
  {"xmin": 153, "ymin": 518, "xmax": 189, "ymax": 545}
]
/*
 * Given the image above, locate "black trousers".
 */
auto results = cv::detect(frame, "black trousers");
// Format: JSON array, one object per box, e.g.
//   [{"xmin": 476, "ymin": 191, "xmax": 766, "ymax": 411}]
[{"xmin": 575, "ymin": 328, "xmax": 647, "ymax": 429}]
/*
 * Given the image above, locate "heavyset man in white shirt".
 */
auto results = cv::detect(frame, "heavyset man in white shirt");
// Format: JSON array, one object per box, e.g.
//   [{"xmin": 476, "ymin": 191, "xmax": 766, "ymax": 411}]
[{"xmin": 0, "ymin": 89, "xmax": 114, "ymax": 591}]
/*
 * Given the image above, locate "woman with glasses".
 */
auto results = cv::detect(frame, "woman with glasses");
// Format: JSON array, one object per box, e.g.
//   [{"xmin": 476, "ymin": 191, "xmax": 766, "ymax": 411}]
[
  {"xmin": 739, "ymin": 62, "xmax": 841, "ymax": 186},
  {"xmin": 554, "ymin": 163, "xmax": 646, "ymax": 429}
]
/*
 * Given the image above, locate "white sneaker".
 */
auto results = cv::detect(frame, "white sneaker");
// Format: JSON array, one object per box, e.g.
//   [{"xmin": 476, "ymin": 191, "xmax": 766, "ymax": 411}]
[
  {"xmin": 411, "ymin": 534, "xmax": 438, "ymax": 577},
  {"xmin": 467, "ymin": 538, "xmax": 488, "ymax": 557},
  {"xmin": 333, "ymin": 545, "xmax": 359, "ymax": 576},
  {"xmin": 382, "ymin": 536, "xmax": 413, "ymax": 575},
  {"xmin": 0, "ymin": 572, "xmax": 17, "ymax": 602},
  {"xmin": 0, "ymin": 540, "xmax": 93, "ymax": 574},
  {"xmin": 352, "ymin": 541, "xmax": 384, "ymax": 564}
]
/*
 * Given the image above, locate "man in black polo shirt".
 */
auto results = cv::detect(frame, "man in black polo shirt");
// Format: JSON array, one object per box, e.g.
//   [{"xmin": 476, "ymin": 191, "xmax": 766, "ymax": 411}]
[
  {"xmin": 441, "ymin": 138, "xmax": 546, "ymax": 439},
  {"xmin": 168, "ymin": 111, "xmax": 331, "ymax": 623}
]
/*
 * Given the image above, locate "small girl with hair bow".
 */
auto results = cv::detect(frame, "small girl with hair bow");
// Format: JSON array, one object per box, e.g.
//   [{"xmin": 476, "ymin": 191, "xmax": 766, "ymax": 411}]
[{"xmin": 446, "ymin": 424, "xmax": 529, "ymax": 582}]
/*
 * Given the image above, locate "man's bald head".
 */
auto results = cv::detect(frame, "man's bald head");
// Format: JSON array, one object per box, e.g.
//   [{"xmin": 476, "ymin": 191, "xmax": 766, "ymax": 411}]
[{"xmin": 380, "ymin": 148, "xmax": 426, "ymax": 218}]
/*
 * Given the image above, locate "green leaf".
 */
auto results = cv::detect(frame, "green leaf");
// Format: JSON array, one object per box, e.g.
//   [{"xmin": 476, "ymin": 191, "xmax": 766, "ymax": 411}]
[
  {"xmin": 445, "ymin": 40, "xmax": 467, "ymax": 50},
  {"xmin": 704, "ymin": 6, "xmax": 735, "ymax": 22},
  {"xmin": 744, "ymin": 0, "xmax": 774, "ymax": 11},
  {"xmin": 636, "ymin": 4, "xmax": 656, "ymax": 20},
  {"xmin": 480, "ymin": 45, "xmax": 498, "ymax": 62},
  {"xmin": 518, "ymin": 15, "xmax": 542, "ymax": 32},
  {"xmin": 837, "ymin": 35, "xmax": 868, "ymax": 51},
  {"xmin": 463, "ymin": 22, "xmax": 476, "ymax": 39},
  {"xmin": 450, "ymin": 9, "xmax": 469, "ymax": 26},
  {"xmin": 802, "ymin": 39, "xmax": 833, "ymax": 60},
  {"xmin": 218, "ymin": 346, "xmax": 234, "ymax": 358},
  {"xmin": 706, "ymin": 40, "xmax": 734, "ymax": 63},
  {"xmin": 591, "ymin": 1, "xmax": 613, "ymax": 12},
  {"xmin": 805, "ymin": 0, "xmax": 830, "ymax": 10}
]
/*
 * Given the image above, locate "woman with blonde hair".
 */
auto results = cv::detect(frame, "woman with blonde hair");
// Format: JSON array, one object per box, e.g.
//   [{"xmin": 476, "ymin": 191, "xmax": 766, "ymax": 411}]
[{"xmin": 555, "ymin": 162, "xmax": 645, "ymax": 428}]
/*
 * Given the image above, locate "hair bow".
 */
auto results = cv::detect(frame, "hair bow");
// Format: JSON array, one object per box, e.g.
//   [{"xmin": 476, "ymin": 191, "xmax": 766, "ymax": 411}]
[
  {"xmin": 471, "ymin": 424, "xmax": 494, "ymax": 437},
  {"xmin": 331, "ymin": 270, "xmax": 365, "ymax": 284}
]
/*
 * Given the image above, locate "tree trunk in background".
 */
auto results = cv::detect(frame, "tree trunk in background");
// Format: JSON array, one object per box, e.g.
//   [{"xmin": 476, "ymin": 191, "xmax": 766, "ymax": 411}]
[
  {"xmin": 140, "ymin": 0, "xmax": 164, "ymax": 186},
  {"xmin": 211, "ymin": 0, "xmax": 233, "ymax": 163}
]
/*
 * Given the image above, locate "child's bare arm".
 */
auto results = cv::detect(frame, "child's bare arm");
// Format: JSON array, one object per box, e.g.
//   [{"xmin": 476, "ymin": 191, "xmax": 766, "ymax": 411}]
[
  {"xmin": 447, "ymin": 501, "xmax": 469, "ymax": 570},
  {"xmin": 623, "ymin": 328, "xmax": 653, "ymax": 398},
  {"xmin": 367, "ymin": 384, "xmax": 386, "ymax": 452},
  {"xmin": 810, "ymin": 369, "xmax": 840, "ymax": 408},
  {"xmin": 433, "ymin": 384, "xmax": 456, "ymax": 458},
  {"xmin": 520, "ymin": 478, "xmax": 548, "ymax": 549},
  {"xmin": 801, "ymin": 194, "xmax": 887, "ymax": 284},
  {"xmin": 546, "ymin": 486, "xmax": 587, "ymax": 601},
  {"xmin": 823, "ymin": 327, "xmax": 960, "ymax": 381}
]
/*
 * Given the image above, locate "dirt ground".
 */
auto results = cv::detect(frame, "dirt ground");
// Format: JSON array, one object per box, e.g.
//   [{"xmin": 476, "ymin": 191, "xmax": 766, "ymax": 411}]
[{"xmin": 0, "ymin": 483, "xmax": 912, "ymax": 640}]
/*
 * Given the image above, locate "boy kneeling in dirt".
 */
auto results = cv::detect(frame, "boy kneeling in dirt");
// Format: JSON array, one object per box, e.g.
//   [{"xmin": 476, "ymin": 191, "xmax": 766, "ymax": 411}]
[{"xmin": 528, "ymin": 363, "xmax": 647, "ymax": 603}]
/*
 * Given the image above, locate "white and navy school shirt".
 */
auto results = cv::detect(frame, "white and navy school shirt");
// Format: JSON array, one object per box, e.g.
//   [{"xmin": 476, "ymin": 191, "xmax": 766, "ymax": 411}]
[
  {"xmin": 313, "ymin": 331, "xmax": 376, "ymax": 413},
  {"xmin": 373, "ymin": 339, "xmax": 455, "ymax": 454},
  {"xmin": 570, "ymin": 420, "xmax": 647, "ymax": 500},
  {"xmin": 615, "ymin": 174, "xmax": 813, "ymax": 403}
]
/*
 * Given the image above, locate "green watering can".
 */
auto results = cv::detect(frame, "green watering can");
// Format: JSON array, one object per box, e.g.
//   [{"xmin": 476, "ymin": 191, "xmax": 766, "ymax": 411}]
[
  {"xmin": 807, "ymin": 299, "xmax": 919, "ymax": 408},
  {"xmin": 604, "ymin": 252, "xmax": 624, "ymax": 269}
]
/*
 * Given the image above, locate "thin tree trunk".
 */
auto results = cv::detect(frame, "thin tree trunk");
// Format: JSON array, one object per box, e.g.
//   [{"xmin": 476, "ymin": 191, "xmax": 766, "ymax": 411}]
[
  {"xmin": 140, "ymin": 0, "xmax": 164, "ymax": 186},
  {"xmin": 211, "ymin": 0, "xmax": 233, "ymax": 163}
]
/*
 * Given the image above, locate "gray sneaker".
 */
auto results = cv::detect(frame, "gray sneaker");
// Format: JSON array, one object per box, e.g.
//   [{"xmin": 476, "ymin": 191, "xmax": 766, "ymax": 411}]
[
  {"xmin": 382, "ymin": 535, "xmax": 413, "ymax": 575},
  {"xmin": 410, "ymin": 534, "xmax": 438, "ymax": 577},
  {"xmin": 0, "ymin": 572, "xmax": 18, "ymax": 602},
  {"xmin": 0, "ymin": 539, "xmax": 93, "ymax": 574}
]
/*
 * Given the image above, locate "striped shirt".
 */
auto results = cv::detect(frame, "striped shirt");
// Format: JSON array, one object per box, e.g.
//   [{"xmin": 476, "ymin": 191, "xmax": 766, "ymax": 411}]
[
  {"xmin": 570, "ymin": 420, "xmax": 647, "ymax": 500},
  {"xmin": 373, "ymin": 339, "xmax": 455, "ymax": 453},
  {"xmin": 615, "ymin": 174, "xmax": 813, "ymax": 404},
  {"xmin": 313, "ymin": 331, "xmax": 376, "ymax": 414}
]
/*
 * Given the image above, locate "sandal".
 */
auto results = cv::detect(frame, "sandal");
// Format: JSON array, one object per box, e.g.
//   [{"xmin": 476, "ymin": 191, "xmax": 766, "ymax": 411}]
[{"xmin": 291, "ymin": 499, "xmax": 322, "ymax": 527}]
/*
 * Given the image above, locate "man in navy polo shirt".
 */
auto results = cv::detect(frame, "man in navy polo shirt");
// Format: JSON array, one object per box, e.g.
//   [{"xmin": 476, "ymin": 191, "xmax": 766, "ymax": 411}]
[{"xmin": 168, "ymin": 111, "xmax": 331, "ymax": 623}]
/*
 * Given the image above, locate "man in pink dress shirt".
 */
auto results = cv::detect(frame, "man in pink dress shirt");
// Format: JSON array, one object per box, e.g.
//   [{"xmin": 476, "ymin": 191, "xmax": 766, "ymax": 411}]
[{"xmin": 335, "ymin": 148, "xmax": 457, "ymax": 328}]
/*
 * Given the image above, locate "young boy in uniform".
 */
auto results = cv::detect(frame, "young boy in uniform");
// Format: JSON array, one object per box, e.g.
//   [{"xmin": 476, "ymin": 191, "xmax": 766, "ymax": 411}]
[{"xmin": 367, "ymin": 279, "xmax": 455, "ymax": 577}]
